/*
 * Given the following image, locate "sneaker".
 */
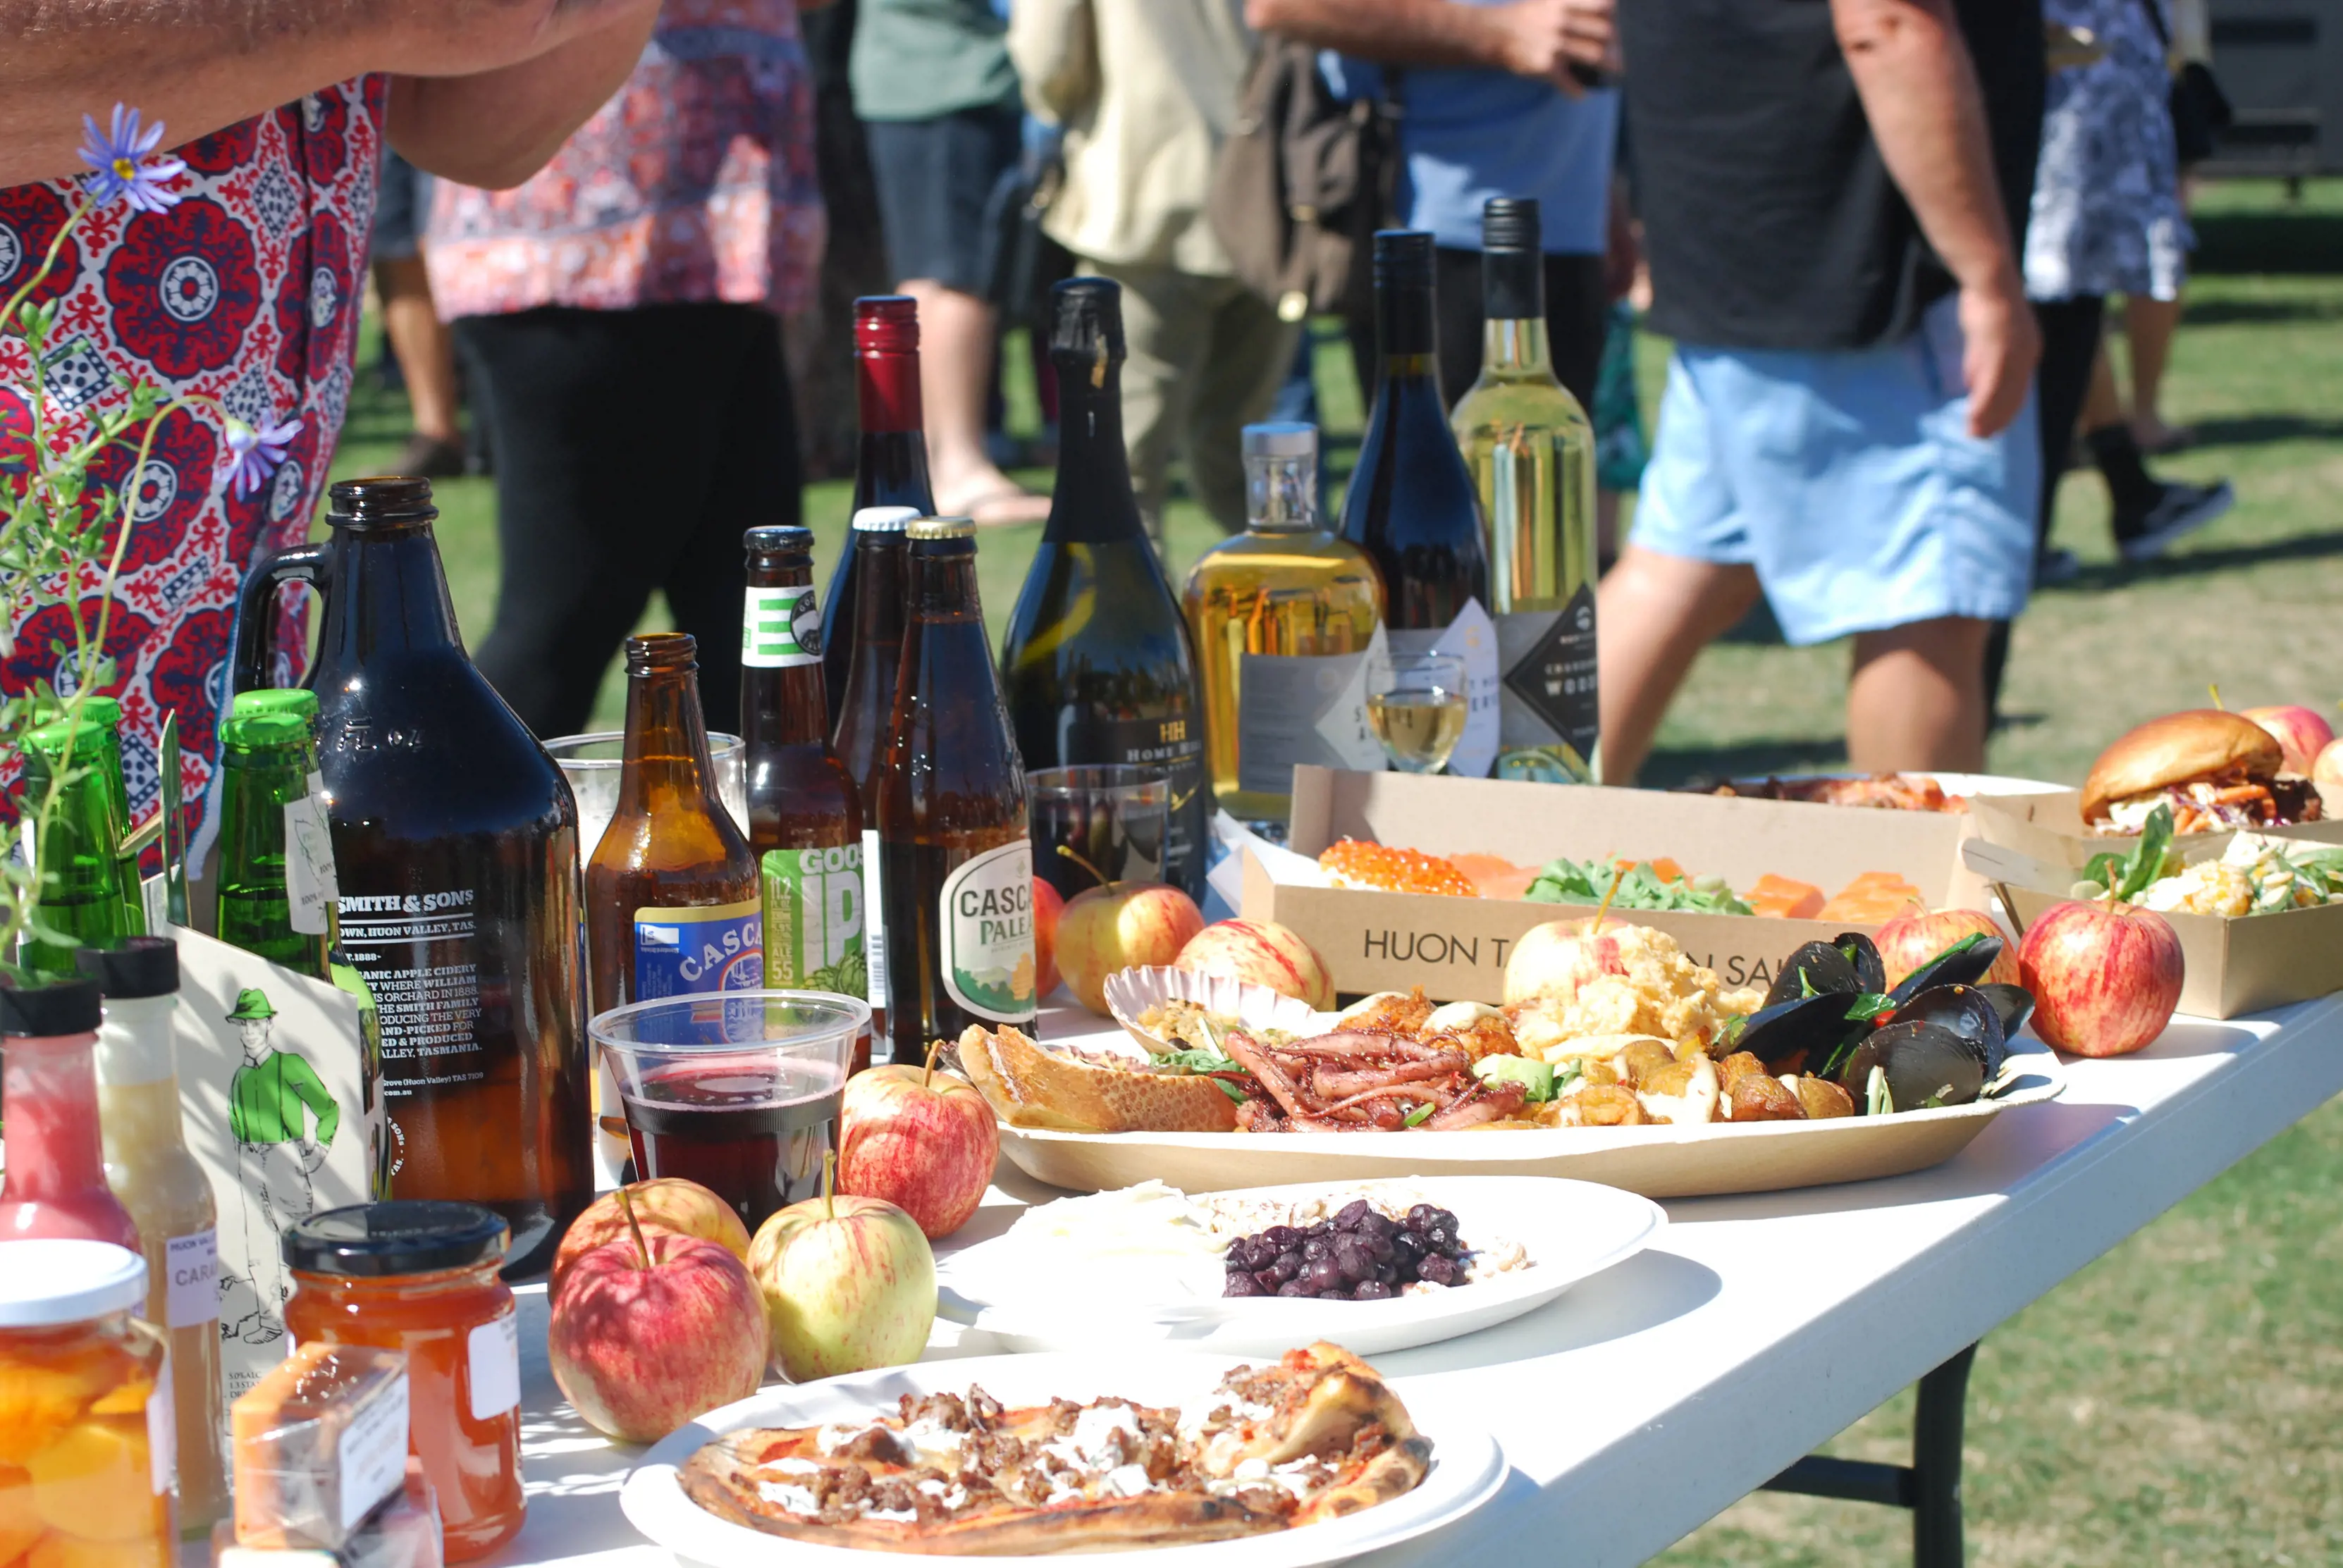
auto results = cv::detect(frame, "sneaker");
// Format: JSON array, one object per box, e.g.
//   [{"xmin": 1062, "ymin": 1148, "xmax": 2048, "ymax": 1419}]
[
  {"xmin": 2116, "ymin": 479, "xmax": 2234, "ymax": 562},
  {"xmin": 393, "ymin": 433, "xmax": 468, "ymax": 480},
  {"xmin": 2035, "ymin": 547, "xmax": 2081, "ymax": 586}
]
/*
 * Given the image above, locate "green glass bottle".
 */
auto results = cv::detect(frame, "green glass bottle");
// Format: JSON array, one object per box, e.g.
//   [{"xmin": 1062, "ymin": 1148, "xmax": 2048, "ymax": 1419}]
[
  {"xmin": 214, "ymin": 704, "xmax": 333, "ymax": 980},
  {"xmin": 76, "ymin": 697, "xmax": 146, "ymax": 932},
  {"xmin": 20, "ymin": 717, "xmax": 136, "ymax": 973}
]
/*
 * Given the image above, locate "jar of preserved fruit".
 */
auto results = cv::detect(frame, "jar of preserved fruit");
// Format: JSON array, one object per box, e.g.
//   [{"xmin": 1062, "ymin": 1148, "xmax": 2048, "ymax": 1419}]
[
  {"xmin": 0, "ymin": 1239, "xmax": 177, "ymax": 1568},
  {"xmin": 284, "ymin": 1202, "xmax": 522, "ymax": 1562}
]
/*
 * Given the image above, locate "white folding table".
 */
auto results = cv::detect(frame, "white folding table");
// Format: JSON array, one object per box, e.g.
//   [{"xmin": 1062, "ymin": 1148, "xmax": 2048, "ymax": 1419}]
[{"xmin": 495, "ymin": 993, "xmax": 2343, "ymax": 1568}]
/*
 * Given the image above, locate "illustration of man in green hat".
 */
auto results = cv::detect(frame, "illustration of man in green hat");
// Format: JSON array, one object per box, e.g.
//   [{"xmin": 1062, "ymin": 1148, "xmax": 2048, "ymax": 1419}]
[{"xmin": 225, "ymin": 987, "xmax": 339, "ymax": 1342}]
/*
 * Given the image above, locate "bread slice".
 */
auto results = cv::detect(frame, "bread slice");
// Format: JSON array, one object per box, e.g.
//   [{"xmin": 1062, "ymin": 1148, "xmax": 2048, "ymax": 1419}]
[
  {"xmin": 957, "ymin": 1025, "xmax": 1238, "ymax": 1134},
  {"xmin": 2081, "ymin": 709, "xmax": 2282, "ymax": 822}
]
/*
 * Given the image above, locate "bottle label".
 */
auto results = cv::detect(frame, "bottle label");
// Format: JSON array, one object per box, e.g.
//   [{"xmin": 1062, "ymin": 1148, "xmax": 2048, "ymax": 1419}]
[
  {"xmin": 338, "ymin": 1370, "xmax": 410, "ymax": 1531},
  {"xmin": 467, "ymin": 1314, "xmax": 522, "ymax": 1421},
  {"xmin": 1057, "ymin": 712, "xmax": 1208, "ymax": 886},
  {"xmin": 1496, "ymin": 583, "xmax": 1599, "ymax": 780},
  {"xmin": 744, "ymin": 585, "xmax": 822, "ymax": 669},
  {"xmin": 283, "ymin": 772, "xmax": 340, "ymax": 935},
  {"xmin": 860, "ymin": 828, "xmax": 888, "ymax": 1008},
  {"xmin": 1235, "ymin": 638, "xmax": 1387, "ymax": 796},
  {"xmin": 147, "ymin": 1347, "xmax": 174, "ymax": 1496},
  {"xmin": 761, "ymin": 843, "xmax": 867, "ymax": 996},
  {"xmin": 340, "ymin": 888, "xmax": 487, "ymax": 1097},
  {"xmin": 634, "ymin": 898, "xmax": 763, "ymax": 998},
  {"xmin": 165, "ymin": 1228, "xmax": 220, "ymax": 1328},
  {"xmin": 937, "ymin": 840, "xmax": 1037, "ymax": 1023},
  {"xmin": 1386, "ymin": 600, "xmax": 1501, "ymax": 779}
]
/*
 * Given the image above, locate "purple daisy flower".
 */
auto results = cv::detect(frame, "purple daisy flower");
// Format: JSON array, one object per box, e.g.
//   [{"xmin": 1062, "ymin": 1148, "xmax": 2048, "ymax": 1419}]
[
  {"xmin": 78, "ymin": 104, "xmax": 186, "ymax": 213},
  {"xmin": 218, "ymin": 416, "xmax": 302, "ymax": 499}
]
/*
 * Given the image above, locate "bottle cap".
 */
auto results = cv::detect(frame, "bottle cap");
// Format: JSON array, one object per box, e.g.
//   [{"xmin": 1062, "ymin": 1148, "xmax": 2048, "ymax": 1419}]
[
  {"xmin": 1372, "ymin": 230, "xmax": 1435, "ymax": 289},
  {"xmin": 22, "ymin": 715, "xmax": 111, "ymax": 759},
  {"xmin": 0, "ymin": 1240, "xmax": 147, "ymax": 1326},
  {"xmin": 855, "ymin": 295, "xmax": 920, "ymax": 354},
  {"xmin": 284, "ymin": 1201, "xmax": 511, "ymax": 1278},
  {"xmin": 743, "ymin": 525, "xmax": 815, "ymax": 555},
  {"xmin": 1048, "ymin": 277, "xmax": 1126, "ymax": 363},
  {"xmin": 1481, "ymin": 197, "xmax": 1542, "ymax": 254},
  {"xmin": 908, "ymin": 517, "xmax": 976, "ymax": 541},
  {"xmin": 232, "ymin": 688, "xmax": 319, "ymax": 722},
  {"xmin": 0, "ymin": 975, "xmax": 103, "ymax": 1037},
  {"xmin": 1243, "ymin": 423, "xmax": 1317, "ymax": 461},
  {"xmin": 328, "ymin": 476, "xmax": 437, "ymax": 530},
  {"xmin": 852, "ymin": 506, "xmax": 921, "ymax": 533},
  {"xmin": 75, "ymin": 936, "xmax": 180, "ymax": 999},
  {"xmin": 221, "ymin": 710, "xmax": 310, "ymax": 751}
]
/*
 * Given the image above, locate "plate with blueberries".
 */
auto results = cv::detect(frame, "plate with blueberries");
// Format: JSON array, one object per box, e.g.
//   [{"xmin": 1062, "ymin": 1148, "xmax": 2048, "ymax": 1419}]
[{"xmin": 933, "ymin": 1176, "xmax": 1665, "ymax": 1355}]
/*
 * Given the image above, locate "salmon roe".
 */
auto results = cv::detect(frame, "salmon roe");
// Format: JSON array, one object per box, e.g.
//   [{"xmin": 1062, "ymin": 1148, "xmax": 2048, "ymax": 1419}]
[{"xmin": 1317, "ymin": 839, "xmax": 1480, "ymax": 898}]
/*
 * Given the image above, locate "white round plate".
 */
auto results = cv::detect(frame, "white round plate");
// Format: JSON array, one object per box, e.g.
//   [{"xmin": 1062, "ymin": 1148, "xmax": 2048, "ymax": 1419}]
[
  {"xmin": 620, "ymin": 1352, "xmax": 1506, "ymax": 1568},
  {"xmin": 933, "ymin": 1175, "xmax": 1664, "ymax": 1357}
]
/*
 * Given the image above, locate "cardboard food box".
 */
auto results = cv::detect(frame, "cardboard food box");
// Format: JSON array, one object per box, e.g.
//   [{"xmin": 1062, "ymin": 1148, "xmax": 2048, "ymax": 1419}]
[
  {"xmin": 1241, "ymin": 767, "xmax": 2005, "ymax": 1004},
  {"xmin": 1969, "ymin": 789, "xmax": 2343, "ymax": 872},
  {"xmin": 1963, "ymin": 837, "xmax": 2343, "ymax": 1020}
]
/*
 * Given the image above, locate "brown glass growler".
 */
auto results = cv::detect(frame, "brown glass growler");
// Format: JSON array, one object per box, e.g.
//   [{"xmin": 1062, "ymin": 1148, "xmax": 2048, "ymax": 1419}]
[
  {"xmin": 586, "ymin": 634, "xmax": 762, "ymax": 1020},
  {"xmin": 820, "ymin": 297, "xmax": 938, "ymax": 721},
  {"xmin": 740, "ymin": 529, "xmax": 869, "ymax": 1069},
  {"xmin": 230, "ymin": 476, "xmax": 590, "ymax": 1278},
  {"xmin": 879, "ymin": 518, "xmax": 1038, "ymax": 1062},
  {"xmin": 830, "ymin": 506, "xmax": 917, "ymax": 1054}
]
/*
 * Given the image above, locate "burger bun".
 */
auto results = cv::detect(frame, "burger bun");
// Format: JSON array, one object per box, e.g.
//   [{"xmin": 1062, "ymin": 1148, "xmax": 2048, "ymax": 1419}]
[{"xmin": 2081, "ymin": 709, "xmax": 2284, "ymax": 823}]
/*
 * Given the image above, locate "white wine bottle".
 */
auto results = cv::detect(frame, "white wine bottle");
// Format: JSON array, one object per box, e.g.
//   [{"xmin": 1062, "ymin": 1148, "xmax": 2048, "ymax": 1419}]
[{"xmin": 1451, "ymin": 198, "xmax": 1600, "ymax": 784}]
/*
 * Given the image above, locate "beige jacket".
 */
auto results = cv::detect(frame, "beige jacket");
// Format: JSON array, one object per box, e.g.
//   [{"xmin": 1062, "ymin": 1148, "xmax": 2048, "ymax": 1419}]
[{"xmin": 1007, "ymin": 0, "xmax": 1253, "ymax": 276}]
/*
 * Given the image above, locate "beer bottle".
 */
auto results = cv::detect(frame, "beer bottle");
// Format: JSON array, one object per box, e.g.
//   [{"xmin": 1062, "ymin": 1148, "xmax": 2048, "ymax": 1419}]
[
  {"xmin": 829, "ymin": 505, "xmax": 919, "ymax": 1050},
  {"xmin": 68, "ymin": 696, "xmax": 144, "ymax": 933},
  {"xmin": 214, "ymin": 694, "xmax": 334, "ymax": 980},
  {"xmin": 820, "ymin": 297, "xmax": 938, "ymax": 720},
  {"xmin": 741, "ymin": 526, "xmax": 869, "ymax": 1066},
  {"xmin": 586, "ymin": 632, "xmax": 762, "ymax": 1021},
  {"xmin": 19, "ymin": 716, "xmax": 135, "ymax": 974},
  {"xmin": 880, "ymin": 517, "xmax": 1038, "ymax": 1059},
  {"xmin": 232, "ymin": 476, "xmax": 591, "ymax": 1278}
]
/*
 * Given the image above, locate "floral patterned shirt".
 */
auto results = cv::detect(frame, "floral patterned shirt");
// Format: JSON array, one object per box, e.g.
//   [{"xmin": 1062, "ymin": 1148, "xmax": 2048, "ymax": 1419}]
[
  {"xmin": 426, "ymin": 1, "xmax": 825, "ymax": 319},
  {"xmin": 2027, "ymin": 0, "xmax": 2191, "ymax": 302},
  {"xmin": 0, "ymin": 79, "xmax": 383, "ymax": 859}
]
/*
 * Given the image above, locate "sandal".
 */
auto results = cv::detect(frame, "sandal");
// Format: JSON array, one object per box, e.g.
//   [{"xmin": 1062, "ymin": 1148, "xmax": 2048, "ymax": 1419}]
[{"xmin": 942, "ymin": 483, "xmax": 1054, "ymax": 527}]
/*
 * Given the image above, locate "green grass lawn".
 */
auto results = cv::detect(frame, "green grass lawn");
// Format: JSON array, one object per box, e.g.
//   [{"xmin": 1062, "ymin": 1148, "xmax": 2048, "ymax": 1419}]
[{"xmin": 331, "ymin": 178, "xmax": 2343, "ymax": 1565}]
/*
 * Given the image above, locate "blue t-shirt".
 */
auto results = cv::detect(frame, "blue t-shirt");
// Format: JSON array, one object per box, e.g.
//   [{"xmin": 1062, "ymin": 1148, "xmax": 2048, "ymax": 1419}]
[{"xmin": 1320, "ymin": 55, "xmax": 1617, "ymax": 256}]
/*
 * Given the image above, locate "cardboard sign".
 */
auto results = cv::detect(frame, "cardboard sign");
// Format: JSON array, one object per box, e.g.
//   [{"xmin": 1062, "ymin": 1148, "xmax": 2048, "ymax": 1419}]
[
  {"xmin": 166, "ymin": 923, "xmax": 373, "ymax": 1404},
  {"xmin": 1247, "ymin": 768, "xmax": 2005, "ymax": 1004},
  {"xmin": 1969, "ymin": 789, "xmax": 2343, "ymax": 871}
]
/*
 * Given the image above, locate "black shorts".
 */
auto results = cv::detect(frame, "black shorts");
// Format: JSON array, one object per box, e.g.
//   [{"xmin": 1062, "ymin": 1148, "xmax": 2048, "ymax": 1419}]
[{"xmin": 864, "ymin": 103, "xmax": 1021, "ymax": 295}]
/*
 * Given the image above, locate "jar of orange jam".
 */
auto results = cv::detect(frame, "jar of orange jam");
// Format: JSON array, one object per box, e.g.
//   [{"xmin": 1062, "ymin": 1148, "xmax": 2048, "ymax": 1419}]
[
  {"xmin": 284, "ymin": 1202, "xmax": 522, "ymax": 1562},
  {"xmin": 0, "ymin": 1239, "xmax": 176, "ymax": 1568}
]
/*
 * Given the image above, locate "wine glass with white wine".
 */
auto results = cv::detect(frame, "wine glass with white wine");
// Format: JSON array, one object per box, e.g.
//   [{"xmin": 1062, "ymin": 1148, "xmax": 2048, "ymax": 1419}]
[{"xmin": 1365, "ymin": 653, "xmax": 1469, "ymax": 774}]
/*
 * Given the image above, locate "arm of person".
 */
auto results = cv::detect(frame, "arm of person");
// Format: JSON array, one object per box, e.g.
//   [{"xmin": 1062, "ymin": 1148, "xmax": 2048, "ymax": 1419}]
[
  {"xmin": 1007, "ymin": 0, "xmax": 1098, "ymax": 125},
  {"xmin": 0, "ymin": 0, "xmax": 653, "ymax": 190},
  {"xmin": 1832, "ymin": 0, "xmax": 2039, "ymax": 438},
  {"xmin": 1243, "ymin": 0, "xmax": 1613, "ymax": 87},
  {"xmin": 285, "ymin": 1054, "xmax": 342, "ymax": 1147}
]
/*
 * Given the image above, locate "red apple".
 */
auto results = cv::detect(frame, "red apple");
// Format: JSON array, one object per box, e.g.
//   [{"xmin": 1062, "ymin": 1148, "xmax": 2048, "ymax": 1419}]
[
  {"xmin": 549, "ymin": 1202, "xmax": 769, "ymax": 1443},
  {"xmin": 1175, "ymin": 919, "xmax": 1336, "ymax": 1009},
  {"xmin": 1874, "ymin": 908, "xmax": 2021, "ymax": 991},
  {"xmin": 2312, "ymin": 736, "xmax": 2343, "ymax": 791},
  {"xmin": 552, "ymin": 1178, "xmax": 751, "ymax": 1294},
  {"xmin": 2018, "ymin": 899, "xmax": 2184, "ymax": 1058},
  {"xmin": 2242, "ymin": 705, "xmax": 2334, "ymax": 774},
  {"xmin": 1031, "ymin": 878, "xmax": 1065, "ymax": 999},
  {"xmin": 1054, "ymin": 881, "xmax": 1205, "ymax": 1013},
  {"xmin": 747, "ymin": 1159, "xmax": 935, "ymax": 1382},
  {"xmin": 836, "ymin": 1050, "xmax": 999, "ymax": 1239}
]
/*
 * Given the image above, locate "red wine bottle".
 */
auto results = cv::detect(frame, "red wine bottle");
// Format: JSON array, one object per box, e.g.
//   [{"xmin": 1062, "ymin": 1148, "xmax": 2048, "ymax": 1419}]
[{"xmin": 820, "ymin": 296, "xmax": 938, "ymax": 720}]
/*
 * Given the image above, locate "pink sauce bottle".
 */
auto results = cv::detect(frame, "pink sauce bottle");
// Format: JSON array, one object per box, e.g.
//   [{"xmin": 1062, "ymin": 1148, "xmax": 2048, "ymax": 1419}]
[{"xmin": 0, "ymin": 974, "xmax": 142, "ymax": 1249}]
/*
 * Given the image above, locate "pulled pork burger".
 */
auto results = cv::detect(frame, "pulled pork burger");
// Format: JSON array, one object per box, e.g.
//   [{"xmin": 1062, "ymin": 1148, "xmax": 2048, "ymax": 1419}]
[{"xmin": 2082, "ymin": 709, "xmax": 2323, "ymax": 834}]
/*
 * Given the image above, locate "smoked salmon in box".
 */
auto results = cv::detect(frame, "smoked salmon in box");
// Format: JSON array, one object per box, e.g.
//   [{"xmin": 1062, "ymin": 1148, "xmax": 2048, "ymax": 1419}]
[{"xmin": 1238, "ymin": 767, "xmax": 2015, "ymax": 1005}]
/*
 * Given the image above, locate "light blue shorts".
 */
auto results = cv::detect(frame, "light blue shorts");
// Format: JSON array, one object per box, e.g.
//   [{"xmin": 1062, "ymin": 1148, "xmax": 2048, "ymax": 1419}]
[{"xmin": 1631, "ymin": 295, "xmax": 2038, "ymax": 646}]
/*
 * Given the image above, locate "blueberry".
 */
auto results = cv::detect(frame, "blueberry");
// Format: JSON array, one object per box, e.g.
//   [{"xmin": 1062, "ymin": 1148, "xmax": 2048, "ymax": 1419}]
[
  {"xmin": 1425, "ymin": 1226, "xmax": 1457, "ymax": 1253},
  {"xmin": 1225, "ymin": 1271, "xmax": 1265, "ymax": 1297},
  {"xmin": 1360, "ymin": 1211, "xmax": 1399, "ymax": 1241},
  {"xmin": 1416, "ymin": 1254, "xmax": 1460, "ymax": 1287},
  {"xmin": 1431, "ymin": 1209, "xmax": 1460, "ymax": 1234},
  {"xmin": 1392, "ymin": 1230, "xmax": 1427, "ymax": 1261},
  {"xmin": 1277, "ymin": 1278, "xmax": 1310, "ymax": 1297},
  {"xmin": 1406, "ymin": 1204, "xmax": 1441, "ymax": 1233},
  {"xmin": 1302, "ymin": 1235, "xmax": 1333, "ymax": 1262},
  {"xmin": 1303, "ymin": 1257, "xmax": 1346, "ymax": 1293},
  {"xmin": 1353, "ymin": 1280, "xmax": 1394, "ymax": 1301},
  {"xmin": 1375, "ymin": 1261, "xmax": 1398, "ymax": 1285},
  {"xmin": 1335, "ymin": 1199, "xmax": 1375, "ymax": 1232},
  {"xmin": 1305, "ymin": 1221, "xmax": 1333, "ymax": 1240},
  {"xmin": 1272, "ymin": 1252, "xmax": 1303, "ymax": 1283},
  {"xmin": 1253, "ymin": 1268, "xmax": 1282, "ymax": 1292}
]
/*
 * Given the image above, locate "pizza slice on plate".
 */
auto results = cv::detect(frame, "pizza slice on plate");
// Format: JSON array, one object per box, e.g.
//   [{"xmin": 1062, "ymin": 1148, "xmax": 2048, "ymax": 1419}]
[{"xmin": 676, "ymin": 1341, "xmax": 1432, "ymax": 1555}]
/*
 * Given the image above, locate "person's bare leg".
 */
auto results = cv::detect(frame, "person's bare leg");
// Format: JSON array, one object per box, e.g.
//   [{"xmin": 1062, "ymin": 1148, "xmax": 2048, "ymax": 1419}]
[
  {"xmin": 1596, "ymin": 543, "xmax": 1763, "ymax": 784},
  {"xmin": 1846, "ymin": 617, "xmax": 1991, "ymax": 772},
  {"xmin": 374, "ymin": 256, "xmax": 462, "ymax": 446},
  {"xmin": 901, "ymin": 278, "xmax": 1048, "ymax": 525},
  {"xmin": 2123, "ymin": 292, "xmax": 2188, "ymax": 450}
]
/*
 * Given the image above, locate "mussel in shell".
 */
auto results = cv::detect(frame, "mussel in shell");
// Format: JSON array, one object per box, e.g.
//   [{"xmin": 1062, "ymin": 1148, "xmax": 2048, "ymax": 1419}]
[
  {"xmin": 1975, "ymin": 982, "xmax": 2035, "ymax": 1042},
  {"xmin": 1886, "ymin": 934, "xmax": 2007, "ymax": 1006},
  {"xmin": 1887, "ymin": 983, "xmax": 2007, "ymax": 1080},
  {"xmin": 1836, "ymin": 1020, "xmax": 1988, "ymax": 1111},
  {"xmin": 1762, "ymin": 933, "xmax": 1887, "ymax": 1008},
  {"xmin": 1733, "ymin": 989, "xmax": 1863, "ymax": 1076}
]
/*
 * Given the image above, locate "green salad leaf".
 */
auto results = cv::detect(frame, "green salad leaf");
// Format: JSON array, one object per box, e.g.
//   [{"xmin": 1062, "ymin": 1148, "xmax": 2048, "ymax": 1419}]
[
  {"xmin": 1472, "ymin": 1054, "xmax": 1557, "ymax": 1102},
  {"xmin": 1523, "ymin": 855, "xmax": 1754, "ymax": 916},
  {"xmin": 1148, "ymin": 1043, "xmax": 1248, "ymax": 1103},
  {"xmin": 1403, "ymin": 1101, "xmax": 1436, "ymax": 1128}
]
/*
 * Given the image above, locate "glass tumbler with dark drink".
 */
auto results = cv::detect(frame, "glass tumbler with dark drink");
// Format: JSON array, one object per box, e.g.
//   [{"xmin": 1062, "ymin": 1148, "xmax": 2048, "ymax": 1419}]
[
  {"xmin": 1027, "ymin": 764, "xmax": 1170, "ymax": 901},
  {"xmin": 592, "ymin": 991, "xmax": 870, "ymax": 1230}
]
